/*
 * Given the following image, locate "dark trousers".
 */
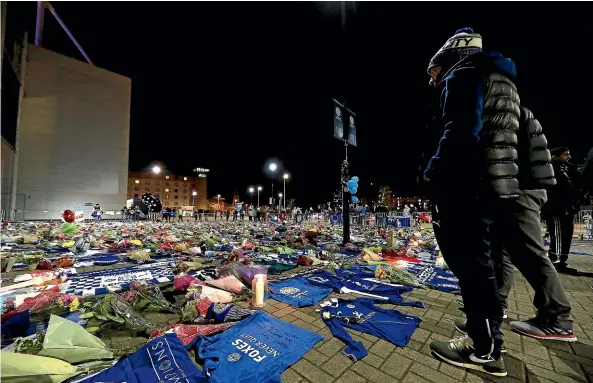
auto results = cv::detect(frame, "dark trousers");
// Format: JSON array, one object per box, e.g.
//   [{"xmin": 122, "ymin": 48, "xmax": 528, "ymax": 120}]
[
  {"xmin": 543, "ymin": 213, "xmax": 574, "ymax": 266},
  {"xmin": 432, "ymin": 195, "xmax": 503, "ymax": 358},
  {"xmin": 491, "ymin": 190, "xmax": 571, "ymax": 324}
]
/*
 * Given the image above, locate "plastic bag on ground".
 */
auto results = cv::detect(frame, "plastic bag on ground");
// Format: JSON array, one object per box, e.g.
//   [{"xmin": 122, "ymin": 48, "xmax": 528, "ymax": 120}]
[{"xmin": 38, "ymin": 315, "xmax": 114, "ymax": 364}]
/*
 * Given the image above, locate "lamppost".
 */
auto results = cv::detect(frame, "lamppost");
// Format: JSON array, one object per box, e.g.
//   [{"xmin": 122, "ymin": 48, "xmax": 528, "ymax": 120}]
[
  {"xmin": 148, "ymin": 166, "xmax": 161, "ymax": 219},
  {"xmin": 282, "ymin": 173, "xmax": 289, "ymax": 210},
  {"xmin": 248, "ymin": 187, "xmax": 254, "ymax": 204},
  {"xmin": 269, "ymin": 163, "xmax": 277, "ymax": 204},
  {"xmin": 192, "ymin": 191, "xmax": 197, "ymax": 205},
  {"xmin": 257, "ymin": 186, "xmax": 262, "ymax": 208},
  {"xmin": 217, "ymin": 194, "xmax": 221, "ymax": 211},
  {"xmin": 278, "ymin": 193, "xmax": 283, "ymax": 212}
]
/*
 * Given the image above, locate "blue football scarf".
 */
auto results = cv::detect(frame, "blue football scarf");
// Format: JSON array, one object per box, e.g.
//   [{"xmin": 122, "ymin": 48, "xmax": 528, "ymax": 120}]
[
  {"xmin": 79, "ymin": 333, "xmax": 205, "ymax": 383},
  {"xmin": 195, "ymin": 311, "xmax": 322, "ymax": 383},
  {"xmin": 306, "ymin": 271, "xmax": 423, "ymax": 308},
  {"xmin": 406, "ymin": 263, "xmax": 460, "ymax": 293},
  {"xmin": 320, "ymin": 298, "xmax": 421, "ymax": 361},
  {"xmin": 267, "ymin": 277, "xmax": 333, "ymax": 308}
]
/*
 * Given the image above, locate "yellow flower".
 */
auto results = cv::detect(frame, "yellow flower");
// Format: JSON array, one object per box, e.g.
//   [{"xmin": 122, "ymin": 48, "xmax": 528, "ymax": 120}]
[
  {"xmin": 69, "ymin": 298, "xmax": 80, "ymax": 312},
  {"xmin": 322, "ymin": 312, "xmax": 331, "ymax": 320}
]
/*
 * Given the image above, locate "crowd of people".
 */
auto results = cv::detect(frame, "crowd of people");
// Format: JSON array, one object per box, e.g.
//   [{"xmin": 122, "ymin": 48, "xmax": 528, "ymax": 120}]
[{"xmin": 420, "ymin": 27, "xmax": 593, "ymax": 377}]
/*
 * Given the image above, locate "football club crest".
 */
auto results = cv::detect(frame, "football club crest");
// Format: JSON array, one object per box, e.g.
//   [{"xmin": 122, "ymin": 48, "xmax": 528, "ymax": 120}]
[{"xmin": 228, "ymin": 353, "xmax": 241, "ymax": 362}]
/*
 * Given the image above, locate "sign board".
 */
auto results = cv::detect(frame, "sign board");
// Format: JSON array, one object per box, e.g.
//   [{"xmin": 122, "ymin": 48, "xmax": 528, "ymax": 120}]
[
  {"xmin": 333, "ymin": 99, "xmax": 344, "ymax": 140},
  {"xmin": 347, "ymin": 109, "xmax": 357, "ymax": 147},
  {"xmin": 84, "ymin": 202, "xmax": 94, "ymax": 207}
]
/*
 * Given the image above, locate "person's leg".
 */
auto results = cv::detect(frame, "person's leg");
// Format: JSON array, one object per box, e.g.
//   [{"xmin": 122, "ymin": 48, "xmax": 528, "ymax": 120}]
[
  {"xmin": 544, "ymin": 215, "xmax": 560, "ymax": 263},
  {"xmin": 429, "ymin": 196, "xmax": 505, "ymax": 375},
  {"xmin": 504, "ymin": 191, "xmax": 574, "ymax": 340},
  {"xmin": 559, "ymin": 213, "xmax": 574, "ymax": 266}
]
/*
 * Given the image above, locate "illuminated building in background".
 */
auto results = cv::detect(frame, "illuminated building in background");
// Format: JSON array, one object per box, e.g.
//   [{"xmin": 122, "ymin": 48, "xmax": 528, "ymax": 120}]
[{"xmin": 128, "ymin": 168, "xmax": 208, "ymax": 210}]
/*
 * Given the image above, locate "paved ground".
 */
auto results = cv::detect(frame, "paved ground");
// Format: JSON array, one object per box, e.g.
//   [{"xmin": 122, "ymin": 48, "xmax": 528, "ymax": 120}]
[
  {"xmin": 270, "ymin": 242, "xmax": 593, "ymax": 383},
  {"xmin": 94, "ymin": 241, "xmax": 593, "ymax": 382}
]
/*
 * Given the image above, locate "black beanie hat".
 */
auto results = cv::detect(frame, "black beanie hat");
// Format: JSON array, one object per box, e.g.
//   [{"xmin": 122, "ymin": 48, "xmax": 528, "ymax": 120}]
[{"xmin": 550, "ymin": 147, "xmax": 570, "ymax": 157}]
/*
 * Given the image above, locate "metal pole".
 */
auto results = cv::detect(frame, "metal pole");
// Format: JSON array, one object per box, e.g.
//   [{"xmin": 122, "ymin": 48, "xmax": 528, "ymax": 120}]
[
  {"xmin": 257, "ymin": 190, "xmax": 260, "ymax": 208},
  {"xmin": 9, "ymin": 32, "xmax": 28, "ymax": 221},
  {"xmin": 283, "ymin": 178, "xmax": 286, "ymax": 210},
  {"xmin": 46, "ymin": 3, "xmax": 93, "ymax": 65},
  {"xmin": 35, "ymin": 1, "xmax": 45, "ymax": 46}
]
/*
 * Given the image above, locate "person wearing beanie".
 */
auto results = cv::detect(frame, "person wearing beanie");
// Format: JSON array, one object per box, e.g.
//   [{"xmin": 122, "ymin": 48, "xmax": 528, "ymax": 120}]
[
  {"xmin": 542, "ymin": 147, "xmax": 582, "ymax": 272},
  {"xmin": 422, "ymin": 28, "xmax": 575, "ymax": 377}
]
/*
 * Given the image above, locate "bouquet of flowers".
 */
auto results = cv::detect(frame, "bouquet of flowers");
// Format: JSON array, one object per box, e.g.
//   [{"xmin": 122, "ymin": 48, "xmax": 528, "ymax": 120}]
[
  {"xmin": 81, "ymin": 294, "xmax": 155, "ymax": 334},
  {"xmin": 120, "ymin": 282, "xmax": 178, "ymax": 313},
  {"xmin": 376, "ymin": 265, "xmax": 424, "ymax": 288}
]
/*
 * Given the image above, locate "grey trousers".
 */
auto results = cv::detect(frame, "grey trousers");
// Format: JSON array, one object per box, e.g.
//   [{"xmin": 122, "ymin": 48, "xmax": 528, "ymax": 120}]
[{"xmin": 490, "ymin": 190, "xmax": 572, "ymax": 323}]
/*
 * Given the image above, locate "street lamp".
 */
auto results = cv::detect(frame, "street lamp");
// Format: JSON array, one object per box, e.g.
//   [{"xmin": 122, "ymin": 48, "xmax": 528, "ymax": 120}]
[
  {"xmin": 269, "ymin": 163, "xmax": 277, "ymax": 204},
  {"xmin": 192, "ymin": 191, "xmax": 197, "ymax": 205},
  {"xmin": 282, "ymin": 173, "xmax": 289, "ymax": 210},
  {"xmin": 257, "ymin": 186, "xmax": 262, "ymax": 208},
  {"xmin": 248, "ymin": 187, "xmax": 254, "ymax": 204},
  {"xmin": 152, "ymin": 166, "xmax": 161, "ymax": 174}
]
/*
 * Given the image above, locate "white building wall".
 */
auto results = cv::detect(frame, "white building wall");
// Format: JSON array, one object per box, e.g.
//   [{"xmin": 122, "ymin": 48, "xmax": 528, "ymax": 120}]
[{"xmin": 17, "ymin": 45, "xmax": 131, "ymax": 220}]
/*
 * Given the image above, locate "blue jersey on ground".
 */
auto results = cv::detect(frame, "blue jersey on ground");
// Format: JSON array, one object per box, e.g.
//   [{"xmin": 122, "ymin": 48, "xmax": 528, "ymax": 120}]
[
  {"xmin": 268, "ymin": 277, "xmax": 333, "ymax": 307},
  {"xmin": 320, "ymin": 298, "xmax": 421, "ymax": 361},
  {"xmin": 195, "ymin": 311, "xmax": 322, "ymax": 383}
]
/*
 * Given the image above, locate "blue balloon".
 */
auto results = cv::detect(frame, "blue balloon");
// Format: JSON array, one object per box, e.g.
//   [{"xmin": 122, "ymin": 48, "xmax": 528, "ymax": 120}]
[
  {"xmin": 351, "ymin": 176, "xmax": 359, "ymax": 182},
  {"xmin": 351, "ymin": 196, "xmax": 359, "ymax": 203}
]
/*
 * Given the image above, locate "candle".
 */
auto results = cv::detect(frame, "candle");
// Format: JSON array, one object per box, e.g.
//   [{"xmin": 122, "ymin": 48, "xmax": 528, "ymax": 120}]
[{"xmin": 254, "ymin": 274, "xmax": 265, "ymax": 307}]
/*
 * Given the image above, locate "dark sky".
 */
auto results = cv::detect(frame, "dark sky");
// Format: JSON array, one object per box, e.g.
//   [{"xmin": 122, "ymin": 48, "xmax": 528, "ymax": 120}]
[{"xmin": 5, "ymin": 2, "xmax": 593, "ymax": 207}]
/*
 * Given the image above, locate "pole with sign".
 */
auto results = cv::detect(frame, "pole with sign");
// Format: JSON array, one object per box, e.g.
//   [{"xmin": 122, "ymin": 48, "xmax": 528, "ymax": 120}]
[{"xmin": 333, "ymin": 99, "xmax": 357, "ymax": 244}]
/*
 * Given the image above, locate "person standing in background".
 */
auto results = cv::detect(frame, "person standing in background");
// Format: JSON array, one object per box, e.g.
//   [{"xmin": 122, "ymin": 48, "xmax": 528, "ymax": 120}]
[{"xmin": 542, "ymin": 147, "xmax": 582, "ymax": 274}]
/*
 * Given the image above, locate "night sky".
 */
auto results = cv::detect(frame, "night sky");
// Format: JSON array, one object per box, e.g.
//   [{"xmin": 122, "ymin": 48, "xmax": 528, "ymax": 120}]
[{"xmin": 5, "ymin": 2, "xmax": 593, "ymax": 207}]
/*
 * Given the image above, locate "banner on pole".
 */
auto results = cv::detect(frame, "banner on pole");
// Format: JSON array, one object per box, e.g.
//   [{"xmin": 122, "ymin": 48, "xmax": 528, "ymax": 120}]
[
  {"xmin": 347, "ymin": 109, "xmax": 357, "ymax": 147},
  {"xmin": 333, "ymin": 99, "xmax": 344, "ymax": 140}
]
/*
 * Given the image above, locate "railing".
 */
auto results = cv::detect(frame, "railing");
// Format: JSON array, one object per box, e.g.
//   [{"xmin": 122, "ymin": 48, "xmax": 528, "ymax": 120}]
[{"xmin": 2, "ymin": 209, "xmax": 590, "ymax": 240}]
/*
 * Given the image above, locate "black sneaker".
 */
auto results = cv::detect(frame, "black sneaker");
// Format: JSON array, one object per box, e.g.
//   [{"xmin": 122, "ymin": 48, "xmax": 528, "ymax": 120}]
[
  {"xmin": 555, "ymin": 264, "xmax": 581, "ymax": 276},
  {"xmin": 429, "ymin": 336, "xmax": 507, "ymax": 377},
  {"xmin": 453, "ymin": 319, "xmax": 507, "ymax": 353},
  {"xmin": 510, "ymin": 318, "xmax": 577, "ymax": 342}
]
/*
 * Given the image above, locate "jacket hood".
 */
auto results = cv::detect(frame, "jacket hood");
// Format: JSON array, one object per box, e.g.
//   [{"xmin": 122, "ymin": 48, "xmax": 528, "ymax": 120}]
[
  {"xmin": 438, "ymin": 50, "xmax": 517, "ymax": 85},
  {"xmin": 472, "ymin": 50, "xmax": 517, "ymax": 80}
]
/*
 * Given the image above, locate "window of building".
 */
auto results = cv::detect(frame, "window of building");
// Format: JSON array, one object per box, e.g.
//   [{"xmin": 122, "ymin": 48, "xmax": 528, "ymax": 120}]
[
  {"xmin": 145, "ymin": 187, "xmax": 150, "ymax": 192},
  {"xmin": 183, "ymin": 177, "xmax": 187, "ymax": 181},
  {"xmin": 165, "ymin": 176, "xmax": 170, "ymax": 179},
  {"xmin": 165, "ymin": 195, "xmax": 169, "ymax": 199},
  {"xmin": 192, "ymin": 184, "xmax": 196, "ymax": 188},
  {"xmin": 156, "ymin": 181, "xmax": 161, "ymax": 185},
  {"xmin": 145, "ymin": 180, "xmax": 150, "ymax": 184},
  {"xmin": 135, "ymin": 180, "xmax": 140, "ymax": 184},
  {"xmin": 174, "ymin": 182, "xmax": 179, "ymax": 186},
  {"xmin": 183, "ymin": 190, "xmax": 188, "ymax": 195},
  {"xmin": 165, "ymin": 188, "xmax": 169, "ymax": 192},
  {"xmin": 134, "ymin": 187, "xmax": 139, "ymax": 191},
  {"xmin": 173, "ymin": 202, "xmax": 178, "ymax": 206},
  {"xmin": 165, "ymin": 182, "xmax": 169, "ymax": 186},
  {"xmin": 174, "ymin": 196, "xmax": 178, "ymax": 199},
  {"xmin": 174, "ymin": 189, "xmax": 179, "ymax": 193},
  {"xmin": 175, "ymin": 176, "xmax": 179, "ymax": 181},
  {"xmin": 155, "ymin": 188, "xmax": 160, "ymax": 192}
]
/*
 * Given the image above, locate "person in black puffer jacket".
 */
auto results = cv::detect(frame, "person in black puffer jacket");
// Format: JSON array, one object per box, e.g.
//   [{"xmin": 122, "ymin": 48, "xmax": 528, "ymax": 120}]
[{"xmin": 424, "ymin": 29, "xmax": 575, "ymax": 377}]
